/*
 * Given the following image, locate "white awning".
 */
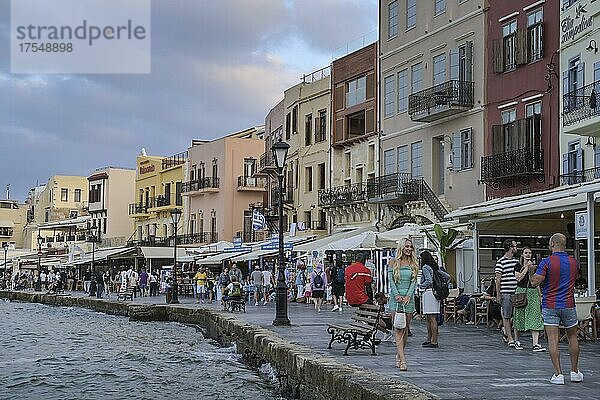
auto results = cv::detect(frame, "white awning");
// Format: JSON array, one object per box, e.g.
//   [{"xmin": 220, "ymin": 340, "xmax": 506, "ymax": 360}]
[
  {"xmin": 376, "ymin": 224, "xmax": 423, "ymax": 248},
  {"xmin": 195, "ymin": 252, "xmax": 239, "ymax": 265},
  {"xmin": 66, "ymin": 247, "xmax": 132, "ymax": 266},
  {"xmin": 140, "ymin": 246, "xmax": 187, "ymax": 259},
  {"xmin": 229, "ymin": 249, "xmax": 278, "ymax": 262},
  {"xmin": 0, "ymin": 220, "xmax": 14, "ymax": 228},
  {"xmin": 294, "ymin": 227, "xmax": 367, "ymax": 252}
]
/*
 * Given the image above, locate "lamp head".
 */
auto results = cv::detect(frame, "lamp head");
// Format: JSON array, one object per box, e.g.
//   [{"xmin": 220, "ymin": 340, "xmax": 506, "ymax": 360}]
[
  {"xmin": 2, "ymin": 242, "xmax": 8, "ymax": 250},
  {"xmin": 37, "ymin": 235, "xmax": 43, "ymax": 246},
  {"xmin": 271, "ymin": 139, "xmax": 290, "ymax": 172},
  {"xmin": 170, "ymin": 208, "xmax": 183, "ymax": 225}
]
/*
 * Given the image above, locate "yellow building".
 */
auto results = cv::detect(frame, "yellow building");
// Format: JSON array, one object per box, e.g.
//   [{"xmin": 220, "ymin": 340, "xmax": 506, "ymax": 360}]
[
  {"xmin": 0, "ymin": 199, "xmax": 27, "ymax": 248},
  {"xmin": 129, "ymin": 151, "xmax": 186, "ymax": 244}
]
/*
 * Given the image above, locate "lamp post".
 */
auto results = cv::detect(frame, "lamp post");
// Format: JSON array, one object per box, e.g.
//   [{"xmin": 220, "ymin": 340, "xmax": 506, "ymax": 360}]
[
  {"xmin": 169, "ymin": 208, "xmax": 182, "ymax": 304},
  {"xmin": 36, "ymin": 234, "xmax": 43, "ymax": 291},
  {"xmin": 272, "ymin": 139, "xmax": 290, "ymax": 326},
  {"xmin": 89, "ymin": 222, "xmax": 99, "ymax": 279},
  {"xmin": 2, "ymin": 242, "xmax": 8, "ymax": 289}
]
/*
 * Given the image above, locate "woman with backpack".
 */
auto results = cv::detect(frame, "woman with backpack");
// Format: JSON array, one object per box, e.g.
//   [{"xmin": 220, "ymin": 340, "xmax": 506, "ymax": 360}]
[
  {"xmin": 388, "ymin": 238, "xmax": 419, "ymax": 371},
  {"xmin": 309, "ymin": 263, "xmax": 327, "ymax": 312},
  {"xmin": 418, "ymin": 250, "xmax": 450, "ymax": 349}
]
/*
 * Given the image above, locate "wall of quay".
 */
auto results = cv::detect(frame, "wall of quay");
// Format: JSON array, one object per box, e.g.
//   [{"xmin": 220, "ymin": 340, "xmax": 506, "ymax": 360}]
[{"xmin": 0, "ymin": 291, "xmax": 436, "ymax": 400}]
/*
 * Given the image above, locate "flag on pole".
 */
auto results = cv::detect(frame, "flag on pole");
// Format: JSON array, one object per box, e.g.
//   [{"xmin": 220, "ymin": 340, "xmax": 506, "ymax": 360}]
[{"xmin": 252, "ymin": 209, "xmax": 266, "ymax": 230}]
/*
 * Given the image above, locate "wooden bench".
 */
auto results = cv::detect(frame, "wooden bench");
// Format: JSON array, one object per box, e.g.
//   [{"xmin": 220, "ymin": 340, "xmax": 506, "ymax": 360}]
[
  {"xmin": 327, "ymin": 304, "xmax": 383, "ymax": 356},
  {"xmin": 117, "ymin": 287, "xmax": 134, "ymax": 301}
]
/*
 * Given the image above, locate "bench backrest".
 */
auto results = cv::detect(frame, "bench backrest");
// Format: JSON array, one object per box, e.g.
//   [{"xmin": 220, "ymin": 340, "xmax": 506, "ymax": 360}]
[{"xmin": 350, "ymin": 304, "xmax": 382, "ymax": 331}]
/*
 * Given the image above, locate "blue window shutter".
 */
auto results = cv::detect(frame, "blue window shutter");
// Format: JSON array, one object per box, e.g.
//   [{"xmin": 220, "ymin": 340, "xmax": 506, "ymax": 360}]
[
  {"xmin": 465, "ymin": 41, "xmax": 473, "ymax": 82},
  {"xmin": 576, "ymin": 146, "xmax": 583, "ymax": 172},
  {"xmin": 563, "ymin": 71, "xmax": 569, "ymax": 112},
  {"xmin": 562, "ymin": 153, "xmax": 569, "ymax": 175},
  {"xmin": 450, "ymin": 47, "xmax": 459, "ymax": 81},
  {"xmin": 452, "ymin": 132, "xmax": 462, "ymax": 170},
  {"xmin": 577, "ymin": 62, "xmax": 585, "ymax": 89}
]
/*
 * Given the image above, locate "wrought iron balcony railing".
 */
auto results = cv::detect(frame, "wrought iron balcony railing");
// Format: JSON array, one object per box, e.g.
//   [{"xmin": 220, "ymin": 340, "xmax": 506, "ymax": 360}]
[
  {"xmin": 237, "ymin": 176, "xmax": 267, "ymax": 189},
  {"xmin": 318, "ymin": 183, "xmax": 367, "ymax": 207},
  {"xmin": 129, "ymin": 202, "xmax": 148, "ymax": 215},
  {"xmin": 481, "ymin": 148, "xmax": 544, "ymax": 182},
  {"xmin": 560, "ymin": 167, "xmax": 600, "ymax": 186},
  {"xmin": 409, "ymin": 80, "xmax": 474, "ymax": 122},
  {"xmin": 563, "ymin": 80, "xmax": 600, "ymax": 127},
  {"xmin": 162, "ymin": 151, "xmax": 188, "ymax": 170},
  {"xmin": 182, "ymin": 177, "xmax": 220, "ymax": 193},
  {"xmin": 366, "ymin": 172, "xmax": 413, "ymax": 199},
  {"xmin": 259, "ymin": 151, "xmax": 275, "ymax": 170},
  {"xmin": 271, "ymin": 187, "xmax": 294, "ymax": 206}
]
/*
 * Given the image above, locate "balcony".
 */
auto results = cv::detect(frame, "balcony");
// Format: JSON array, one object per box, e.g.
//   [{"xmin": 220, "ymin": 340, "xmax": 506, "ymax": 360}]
[
  {"xmin": 182, "ymin": 177, "xmax": 220, "ymax": 194},
  {"xmin": 481, "ymin": 148, "xmax": 544, "ymax": 182},
  {"xmin": 367, "ymin": 173, "xmax": 414, "ymax": 203},
  {"xmin": 560, "ymin": 167, "xmax": 600, "ymax": 186},
  {"xmin": 162, "ymin": 151, "xmax": 187, "ymax": 170},
  {"xmin": 271, "ymin": 187, "xmax": 294, "ymax": 207},
  {"xmin": 563, "ymin": 80, "xmax": 600, "ymax": 134},
  {"xmin": 255, "ymin": 151, "xmax": 276, "ymax": 176},
  {"xmin": 237, "ymin": 176, "xmax": 267, "ymax": 191},
  {"xmin": 318, "ymin": 183, "xmax": 367, "ymax": 207},
  {"xmin": 128, "ymin": 202, "xmax": 148, "ymax": 215},
  {"xmin": 409, "ymin": 80, "xmax": 474, "ymax": 122}
]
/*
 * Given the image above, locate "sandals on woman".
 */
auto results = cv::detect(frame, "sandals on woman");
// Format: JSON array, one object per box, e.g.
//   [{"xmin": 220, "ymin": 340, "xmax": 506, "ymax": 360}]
[{"xmin": 396, "ymin": 355, "xmax": 407, "ymax": 371}]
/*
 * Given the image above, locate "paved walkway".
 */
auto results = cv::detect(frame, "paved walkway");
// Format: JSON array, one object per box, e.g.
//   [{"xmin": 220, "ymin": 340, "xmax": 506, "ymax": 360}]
[{"xmin": 54, "ymin": 291, "xmax": 600, "ymax": 399}]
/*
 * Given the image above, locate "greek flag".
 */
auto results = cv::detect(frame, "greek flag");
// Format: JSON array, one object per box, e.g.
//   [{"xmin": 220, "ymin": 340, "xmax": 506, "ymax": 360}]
[{"xmin": 252, "ymin": 209, "xmax": 266, "ymax": 230}]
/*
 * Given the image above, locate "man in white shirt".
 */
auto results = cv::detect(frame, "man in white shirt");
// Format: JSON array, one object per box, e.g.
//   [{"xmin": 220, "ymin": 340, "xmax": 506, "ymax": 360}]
[{"xmin": 262, "ymin": 268, "xmax": 274, "ymax": 305}]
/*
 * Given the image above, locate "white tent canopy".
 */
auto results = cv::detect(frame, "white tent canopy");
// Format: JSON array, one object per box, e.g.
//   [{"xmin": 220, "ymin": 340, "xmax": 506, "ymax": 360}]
[
  {"xmin": 195, "ymin": 252, "xmax": 239, "ymax": 265},
  {"xmin": 376, "ymin": 224, "xmax": 423, "ymax": 248},
  {"xmin": 294, "ymin": 227, "xmax": 371, "ymax": 252},
  {"xmin": 140, "ymin": 246, "xmax": 187, "ymax": 259},
  {"xmin": 229, "ymin": 249, "xmax": 277, "ymax": 262}
]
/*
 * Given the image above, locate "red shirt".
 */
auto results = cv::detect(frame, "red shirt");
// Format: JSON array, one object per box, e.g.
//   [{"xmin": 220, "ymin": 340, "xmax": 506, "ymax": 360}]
[{"xmin": 344, "ymin": 262, "xmax": 372, "ymax": 306}]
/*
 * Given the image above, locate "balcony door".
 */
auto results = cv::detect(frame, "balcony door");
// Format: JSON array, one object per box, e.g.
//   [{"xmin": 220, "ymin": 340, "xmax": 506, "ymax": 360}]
[
  {"xmin": 433, "ymin": 138, "xmax": 445, "ymax": 195},
  {"xmin": 244, "ymin": 158, "xmax": 256, "ymax": 186}
]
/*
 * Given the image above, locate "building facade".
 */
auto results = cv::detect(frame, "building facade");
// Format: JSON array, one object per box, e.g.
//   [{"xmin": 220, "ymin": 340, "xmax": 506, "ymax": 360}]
[
  {"xmin": 0, "ymin": 200, "xmax": 27, "ymax": 248},
  {"xmin": 87, "ymin": 166, "xmax": 136, "ymax": 247},
  {"xmin": 484, "ymin": 0, "xmax": 560, "ymax": 198},
  {"xmin": 377, "ymin": 0, "xmax": 485, "ymax": 227},
  {"xmin": 559, "ymin": 0, "xmax": 600, "ymax": 185},
  {"xmin": 129, "ymin": 151, "xmax": 186, "ymax": 244},
  {"xmin": 182, "ymin": 127, "xmax": 265, "ymax": 245}
]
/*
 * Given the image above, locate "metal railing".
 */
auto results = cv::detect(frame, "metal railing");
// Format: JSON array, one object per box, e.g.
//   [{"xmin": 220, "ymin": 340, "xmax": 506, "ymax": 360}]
[
  {"xmin": 481, "ymin": 148, "xmax": 544, "ymax": 181},
  {"xmin": 259, "ymin": 152, "xmax": 275, "ymax": 169},
  {"xmin": 271, "ymin": 187, "xmax": 294, "ymax": 206},
  {"xmin": 162, "ymin": 151, "xmax": 188, "ymax": 170},
  {"xmin": 560, "ymin": 166, "xmax": 600, "ymax": 186},
  {"xmin": 366, "ymin": 172, "xmax": 413, "ymax": 198},
  {"xmin": 182, "ymin": 177, "xmax": 220, "ymax": 193},
  {"xmin": 409, "ymin": 178, "xmax": 451, "ymax": 222},
  {"xmin": 237, "ymin": 176, "xmax": 266, "ymax": 188},
  {"xmin": 563, "ymin": 80, "xmax": 600, "ymax": 126},
  {"xmin": 302, "ymin": 65, "xmax": 331, "ymax": 84},
  {"xmin": 129, "ymin": 202, "xmax": 148, "ymax": 215},
  {"xmin": 408, "ymin": 80, "xmax": 474, "ymax": 117},
  {"xmin": 318, "ymin": 183, "xmax": 367, "ymax": 207}
]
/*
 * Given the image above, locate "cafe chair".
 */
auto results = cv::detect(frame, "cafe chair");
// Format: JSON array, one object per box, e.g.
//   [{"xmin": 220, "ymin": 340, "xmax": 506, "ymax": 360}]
[
  {"xmin": 575, "ymin": 296, "xmax": 597, "ymax": 341},
  {"xmin": 443, "ymin": 288, "xmax": 461, "ymax": 323}
]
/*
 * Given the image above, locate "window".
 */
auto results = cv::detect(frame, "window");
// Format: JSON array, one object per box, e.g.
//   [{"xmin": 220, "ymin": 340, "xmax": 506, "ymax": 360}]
[
  {"xmin": 384, "ymin": 75, "xmax": 396, "ymax": 117},
  {"xmin": 212, "ymin": 159, "xmax": 218, "ymax": 178},
  {"xmin": 388, "ymin": 1, "xmax": 398, "ymax": 38},
  {"xmin": 450, "ymin": 41, "xmax": 473, "ymax": 82},
  {"xmin": 503, "ymin": 20, "xmax": 517, "ymax": 71},
  {"xmin": 318, "ymin": 163, "xmax": 326, "ymax": 189},
  {"xmin": 432, "ymin": 53, "xmax": 446, "ymax": 86},
  {"xmin": 368, "ymin": 144, "xmax": 375, "ymax": 171},
  {"xmin": 315, "ymin": 109, "xmax": 327, "ymax": 142},
  {"xmin": 435, "ymin": 0, "xmax": 445, "ymax": 15},
  {"xmin": 500, "ymin": 109, "xmax": 517, "ymax": 152},
  {"xmin": 347, "ymin": 110, "xmax": 365, "ymax": 138},
  {"xmin": 190, "ymin": 164, "xmax": 196, "ymax": 181},
  {"xmin": 346, "ymin": 76, "xmax": 366, "ymax": 107},
  {"xmin": 292, "ymin": 105, "xmax": 298, "ymax": 134},
  {"xmin": 566, "ymin": 140, "xmax": 582, "ymax": 175},
  {"xmin": 501, "ymin": 108, "xmax": 516, "ymax": 125},
  {"xmin": 527, "ymin": 9, "xmax": 543, "ymax": 62},
  {"xmin": 304, "ymin": 211, "xmax": 312, "ymax": 227},
  {"xmin": 74, "ymin": 189, "xmax": 81, "ymax": 203},
  {"xmin": 525, "ymin": 101, "xmax": 541, "ymax": 118},
  {"xmin": 562, "ymin": 0, "xmax": 576, "ymax": 9},
  {"xmin": 397, "ymin": 69, "xmax": 408, "ymax": 112},
  {"xmin": 406, "ymin": 0, "xmax": 416, "ymax": 30},
  {"xmin": 345, "ymin": 153, "xmax": 351, "ymax": 178},
  {"xmin": 451, "ymin": 128, "xmax": 473, "ymax": 171},
  {"xmin": 305, "ymin": 113, "xmax": 312, "ymax": 145},
  {"xmin": 397, "ymin": 145, "xmax": 409, "ymax": 173},
  {"xmin": 60, "ymin": 188, "xmax": 68, "ymax": 202},
  {"xmin": 384, "ymin": 149, "xmax": 396, "ymax": 175},
  {"xmin": 285, "ymin": 112, "xmax": 291, "ymax": 140},
  {"xmin": 564, "ymin": 56, "xmax": 584, "ymax": 112},
  {"xmin": 411, "ymin": 62, "xmax": 423, "ymax": 94},
  {"xmin": 411, "ymin": 142, "xmax": 423, "ymax": 178},
  {"xmin": 305, "ymin": 166, "xmax": 313, "ymax": 192}
]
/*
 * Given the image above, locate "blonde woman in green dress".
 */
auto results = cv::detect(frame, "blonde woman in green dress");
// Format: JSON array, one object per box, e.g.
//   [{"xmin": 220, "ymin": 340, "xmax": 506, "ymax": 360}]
[{"xmin": 388, "ymin": 238, "xmax": 418, "ymax": 371}]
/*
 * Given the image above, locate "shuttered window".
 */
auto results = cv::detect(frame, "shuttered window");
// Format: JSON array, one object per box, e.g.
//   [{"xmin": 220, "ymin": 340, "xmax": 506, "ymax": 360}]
[
  {"xmin": 388, "ymin": 1, "xmax": 398, "ymax": 38},
  {"xmin": 397, "ymin": 69, "xmax": 408, "ymax": 112},
  {"xmin": 384, "ymin": 75, "xmax": 396, "ymax": 117},
  {"xmin": 451, "ymin": 128, "xmax": 473, "ymax": 171}
]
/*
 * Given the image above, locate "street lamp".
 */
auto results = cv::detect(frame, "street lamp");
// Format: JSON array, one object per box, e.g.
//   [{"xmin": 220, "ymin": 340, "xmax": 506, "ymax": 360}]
[
  {"xmin": 272, "ymin": 139, "xmax": 290, "ymax": 326},
  {"xmin": 169, "ymin": 208, "xmax": 183, "ymax": 304},
  {"xmin": 36, "ymin": 234, "xmax": 43, "ymax": 291},
  {"xmin": 2, "ymin": 243, "xmax": 8, "ymax": 289},
  {"xmin": 88, "ymin": 222, "xmax": 99, "ymax": 295}
]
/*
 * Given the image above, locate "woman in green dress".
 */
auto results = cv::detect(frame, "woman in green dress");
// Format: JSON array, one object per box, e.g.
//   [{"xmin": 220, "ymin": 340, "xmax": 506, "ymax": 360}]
[
  {"xmin": 388, "ymin": 238, "xmax": 418, "ymax": 371},
  {"xmin": 513, "ymin": 247, "xmax": 546, "ymax": 352}
]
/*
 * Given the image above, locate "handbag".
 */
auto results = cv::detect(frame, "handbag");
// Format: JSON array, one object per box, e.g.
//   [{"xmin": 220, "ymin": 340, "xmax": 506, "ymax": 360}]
[
  {"xmin": 510, "ymin": 292, "xmax": 527, "ymax": 308},
  {"xmin": 393, "ymin": 304, "xmax": 407, "ymax": 329}
]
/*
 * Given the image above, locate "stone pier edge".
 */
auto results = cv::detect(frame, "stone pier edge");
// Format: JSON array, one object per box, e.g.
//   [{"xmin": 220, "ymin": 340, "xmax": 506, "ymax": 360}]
[{"xmin": 0, "ymin": 291, "xmax": 437, "ymax": 400}]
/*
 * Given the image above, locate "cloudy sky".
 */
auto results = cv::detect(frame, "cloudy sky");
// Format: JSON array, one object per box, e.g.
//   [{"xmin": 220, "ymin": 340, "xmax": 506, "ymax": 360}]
[{"xmin": 0, "ymin": 0, "xmax": 378, "ymax": 201}]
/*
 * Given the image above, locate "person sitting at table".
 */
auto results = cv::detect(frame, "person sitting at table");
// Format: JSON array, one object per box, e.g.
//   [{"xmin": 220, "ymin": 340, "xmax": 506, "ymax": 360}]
[{"xmin": 575, "ymin": 270, "xmax": 587, "ymax": 291}]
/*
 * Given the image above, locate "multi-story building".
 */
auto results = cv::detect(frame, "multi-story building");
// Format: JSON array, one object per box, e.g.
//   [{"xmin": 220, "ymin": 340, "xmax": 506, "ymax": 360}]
[
  {"xmin": 483, "ymin": 0, "xmax": 560, "ymax": 198},
  {"xmin": 129, "ymin": 151, "xmax": 186, "ymax": 245},
  {"xmin": 0, "ymin": 199, "xmax": 27, "ymax": 248},
  {"xmin": 87, "ymin": 166, "xmax": 136, "ymax": 247},
  {"xmin": 320, "ymin": 42, "xmax": 378, "ymax": 232},
  {"xmin": 375, "ymin": 0, "xmax": 485, "ymax": 228},
  {"xmin": 182, "ymin": 127, "xmax": 265, "ymax": 245},
  {"xmin": 559, "ymin": 0, "xmax": 600, "ymax": 185}
]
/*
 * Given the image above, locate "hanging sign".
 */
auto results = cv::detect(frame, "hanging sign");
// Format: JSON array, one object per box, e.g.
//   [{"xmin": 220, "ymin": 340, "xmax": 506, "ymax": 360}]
[{"xmin": 575, "ymin": 210, "xmax": 588, "ymax": 239}]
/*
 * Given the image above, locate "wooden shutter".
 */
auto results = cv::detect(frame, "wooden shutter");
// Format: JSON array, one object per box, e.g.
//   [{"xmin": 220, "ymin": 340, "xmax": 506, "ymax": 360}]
[
  {"xmin": 465, "ymin": 41, "xmax": 473, "ymax": 82},
  {"xmin": 366, "ymin": 72, "xmax": 375, "ymax": 100},
  {"xmin": 335, "ymin": 84, "xmax": 345, "ymax": 111},
  {"xmin": 515, "ymin": 30, "xmax": 528, "ymax": 65},
  {"xmin": 450, "ymin": 47, "xmax": 459, "ymax": 81},
  {"xmin": 517, "ymin": 118, "xmax": 528, "ymax": 149},
  {"xmin": 335, "ymin": 117, "xmax": 344, "ymax": 142},
  {"xmin": 492, "ymin": 125, "xmax": 503, "ymax": 154},
  {"xmin": 314, "ymin": 114, "xmax": 321, "ymax": 142},
  {"xmin": 452, "ymin": 132, "xmax": 462, "ymax": 170},
  {"xmin": 563, "ymin": 70, "xmax": 570, "ymax": 112},
  {"xmin": 576, "ymin": 146, "xmax": 583, "ymax": 172},
  {"xmin": 562, "ymin": 153, "xmax": 569, "ymax": 175},
  {"xmin": 365, "ymin": 108, "xmax": 375, "ymax": 135},
  {"xmin": 492, "ymin": 39, "xmax": 504, "ymax": 73}
]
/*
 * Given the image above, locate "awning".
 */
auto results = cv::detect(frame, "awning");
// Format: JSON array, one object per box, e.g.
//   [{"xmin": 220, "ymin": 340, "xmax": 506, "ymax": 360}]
[
  {"xmin": 66, "ymin": 247, "xmax": 132, "ymax": 266},
  {"xmin": 376, "ymin": 223, "xmax": 423, "ymax": 248},
  {"xmin": 0, "ymin": 220, "xmax": 14, "ymax": 228},
  {"xmin": 229, "ymin": 249, "xmax": 278, "ymax": 262},
  {"xmin": 195, "ymin": 252, "xmax": 238, "ymax": 265},
  {"xmin": 294, "ymin": 227, "xmax": 367, "ymax": 252},
  {"xmin": 140, "ymin": 246, "xmax": 187, "ymax": 259},
  {"xmin": 189, "ymin": 241, "xmax": 233, "ymax": 254}
]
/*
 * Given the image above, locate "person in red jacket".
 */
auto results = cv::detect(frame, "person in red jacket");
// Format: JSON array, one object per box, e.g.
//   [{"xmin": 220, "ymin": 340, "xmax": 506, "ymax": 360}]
[{"xmin": 344, "ymin": 252, "xmax": 373, "ymax": 307}]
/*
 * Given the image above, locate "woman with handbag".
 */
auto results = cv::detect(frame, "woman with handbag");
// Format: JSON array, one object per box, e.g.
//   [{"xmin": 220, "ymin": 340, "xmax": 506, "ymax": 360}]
[
  {"xmin": 513, "ymin": 247, "xmax": 546, "ymax": 352},
  {"xmin": 387, "ymin": 238, "xmax": 418, "ymax": 371}
]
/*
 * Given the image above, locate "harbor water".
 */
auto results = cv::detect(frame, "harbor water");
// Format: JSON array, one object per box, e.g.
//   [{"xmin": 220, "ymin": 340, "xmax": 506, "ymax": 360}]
[{"xmin": 0, "ymin": 300, "xmax": 284, "ymax": 400}]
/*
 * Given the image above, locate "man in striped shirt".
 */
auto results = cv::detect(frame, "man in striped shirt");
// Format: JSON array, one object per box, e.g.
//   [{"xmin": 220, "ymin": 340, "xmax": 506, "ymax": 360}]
[
  {"xmin": 495, "ymin": 239, "xmax": 519, "ymax": 348},
  {"xmin": 530, "ymin": 233, "xmax": 583, "ymax": 385}
]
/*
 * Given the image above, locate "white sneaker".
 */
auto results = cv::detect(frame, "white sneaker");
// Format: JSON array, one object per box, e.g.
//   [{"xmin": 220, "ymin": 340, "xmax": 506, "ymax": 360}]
[
  {"xmin": 550, "ymin": 374, "xmax": 565, "ymax": 385},
  {"xmin": 338, "ymin": 307, "xmax": 342, "ymax": 312},
  {"xmin": 263, "ymin": 301, "xmax": 267, "ymax": 305},
  {"xmin": 570, "ymin": 370, "xmax": 584, "ymax": 383},
  {"xmin": 331, "ymin": 305, "xmax": 339, "ymax": 312},
  {"xmin": 514, "ymin": 341, "xmax": 523, "ymax": 350}
]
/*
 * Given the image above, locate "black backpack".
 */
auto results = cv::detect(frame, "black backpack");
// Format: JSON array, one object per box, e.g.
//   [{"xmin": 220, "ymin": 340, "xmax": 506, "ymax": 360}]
[
  {"xmin": 432, "ymin": 268, "xmax": 449, "ymax": 301},
  {"xmin": 313, "ymin": 272, "xmax": 324, "ymax": 290},
  {"xmin": 336, "ymin": 267, "xmax": 345, "ymax": 284}
]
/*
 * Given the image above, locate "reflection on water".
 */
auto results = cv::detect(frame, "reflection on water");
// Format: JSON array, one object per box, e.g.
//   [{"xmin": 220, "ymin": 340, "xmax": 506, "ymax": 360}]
[{"xmin": 0, "ymin": 300, "xmax": 283, "ymax": 400}]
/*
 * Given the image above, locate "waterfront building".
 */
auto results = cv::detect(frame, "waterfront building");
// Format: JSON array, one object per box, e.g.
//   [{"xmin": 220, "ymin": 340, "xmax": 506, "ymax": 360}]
[
  {"xmin": 0, "ymin": 199, "xmax": 27, "ymax": 249},
  {"xmin": 483, "ymin": 0, "xmax": 560, "ymax": 198},
  {"xmin": 376, "ymin": 0, "xmax": 485, "ymax": 228},
  {"xmin": 87, "ymin": 166, "xmax": 136, "ymax": 247},
  {"xmin": 129, "ymin": 150, "xmax": 186, "ymax": 245},
  {"xmin": 559, "ymin": 0, "xmax": 600, "ymax": 185},
  {"xmin": 182, "ymin": 127, "xmax": 265, "ymax": 245}
]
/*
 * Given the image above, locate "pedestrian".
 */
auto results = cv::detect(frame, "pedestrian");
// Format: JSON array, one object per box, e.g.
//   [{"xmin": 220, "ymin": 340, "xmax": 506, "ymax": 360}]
[
  {"xmin": 217, "ymin": 267, "xmax": 230, "ymax": 302},
  {"xmin": 128, "ymin": 267, "xmax": 139, "ymax": 298},
  {"xmin": 513, "ymin": 247, "xmax": 546, "ymax": 352},
  {"xmin": 495, "ymin": 239, "xmax": 519, "ymax": 348},
  {"xmin": 40, "ymin": 270, "xmax": 47, "ymax": 290},
  {"xmin": 330, "ymin": 261, "xmax": 345, "ymax": 312},
  {"xmin": 530, "ymin": 233, "xmax": 583, "ymax": 385},
  {"xmin": 309, "ymin": 262, "xmax": 327, "ymax": 312},
  {"xmin": 229, "ymin": 263, "xmax": 243, "ymax": 284},
  {"xmin": 139, "ymin": 268, "xmax": 149, "ymax": 297},
  {"xmin": 262, "ymin": 267, "xmax": 274, "ymax": 304},
  {"xmin": 95, "ymin": 271, "xmax": 104, "ymax": 298},
  {"xmin": 83, "ymin": 269, "xmax": 91, "ymax": 294},
  {"xmin": 387, "ymin": 238, "xmax": 418, "ymax": 371},
  {"xmin": 194, "ymin": 267, "xmax": 207, "ymax": 303},
  {"xmin": 295, "ymin": 264, "xmax": 307, "ymax": 303},
  {"xmin": 418, "ymin": 250, "xmax": 450, "ymax": 349},
  {"xmin": 344, "ymin": 252, "xmax": 373, "ymax": 307},
  {"xmin": 149, "ymin": 272, "xmax": 158, "ymax": 296},
  {"xmin": 251, "ymin": 265, "xmax": 264, "ymax": 306}
]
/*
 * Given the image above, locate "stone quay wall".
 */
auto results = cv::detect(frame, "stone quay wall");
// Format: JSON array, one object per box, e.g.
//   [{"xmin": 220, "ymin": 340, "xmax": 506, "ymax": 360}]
[{"xmin": 0, "ymin": 291, "xmax": 436, "ymax": 400}]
